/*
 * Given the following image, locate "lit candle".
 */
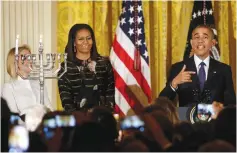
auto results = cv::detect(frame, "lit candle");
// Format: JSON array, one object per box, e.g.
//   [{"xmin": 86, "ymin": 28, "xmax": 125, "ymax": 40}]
[
  {"xmin": 39, "ymin": 34, "xmax": 43, "ymax": 48},
  {"xmin": 57, "ymin": 53, "xmax": 61, "ymax": 60},
  {"xmin": 39, "ymin": 34, "xmax": 43, "ymax": 43},
  {"xmin": 15, "ymin": 35, "xmax": 19, "ymax": 55}
]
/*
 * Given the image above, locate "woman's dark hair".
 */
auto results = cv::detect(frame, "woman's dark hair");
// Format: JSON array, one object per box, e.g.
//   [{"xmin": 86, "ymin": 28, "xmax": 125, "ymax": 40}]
[
  {"xmin": 214, "ymin": 106, "xmax": 236, "ymax": 147},
  {"xmin": 89, "ymin": 106, "xmax": 118, "ymax": 141},
  {"xmin": 65, "ymin": 24, "xmax": 99, "ymax": 61},
  {"xmin": 154, "ymin": 96, "xmax": 180, "ymax": 124}
]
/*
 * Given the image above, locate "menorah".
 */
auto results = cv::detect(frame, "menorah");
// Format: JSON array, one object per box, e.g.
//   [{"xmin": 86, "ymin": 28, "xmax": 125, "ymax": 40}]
[{"xmin": 14, "ymin": 35, "xmax": 67, "ymax": 105}]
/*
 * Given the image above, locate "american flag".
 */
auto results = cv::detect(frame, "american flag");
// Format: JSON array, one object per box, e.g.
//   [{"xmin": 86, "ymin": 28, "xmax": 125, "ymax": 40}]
[{"xmin": 110, "ymin": 0, "xmax": 151, "ymax": 115}]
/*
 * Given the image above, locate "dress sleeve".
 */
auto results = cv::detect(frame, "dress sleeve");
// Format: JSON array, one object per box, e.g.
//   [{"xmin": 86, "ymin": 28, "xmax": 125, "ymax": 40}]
[
  {"xmin": 58, "ymin": 65, "xmax": 76, "ymax": 112},
  {"xmin": 104, "ymin": 59, "xmax": 115, "ymax": 110},
  {"xmin": 1, "ymin": 83, "xmax": 19, "ymax": 113}
]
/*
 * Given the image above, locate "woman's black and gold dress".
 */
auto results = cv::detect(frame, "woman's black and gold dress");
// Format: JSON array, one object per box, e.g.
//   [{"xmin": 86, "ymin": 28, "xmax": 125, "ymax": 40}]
[{"xmin": 58, "ymin": 56, "xmax": 115, "ymax": 112}]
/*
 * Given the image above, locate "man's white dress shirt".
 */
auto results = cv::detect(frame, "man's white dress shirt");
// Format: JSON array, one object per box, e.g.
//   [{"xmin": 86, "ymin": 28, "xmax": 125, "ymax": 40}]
[{"xmin": 170, "ymin": 55, "xmax": 210, "ymax": 91}]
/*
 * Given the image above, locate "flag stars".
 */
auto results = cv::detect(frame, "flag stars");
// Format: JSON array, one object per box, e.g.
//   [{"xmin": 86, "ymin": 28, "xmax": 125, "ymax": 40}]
[
  {"xmin": 122, "ymin": 7, "xmax": 126, "ymax": 14},
  {"xmin": 129, "ymin": 5, "xmax": 134, "ymax": 13},
  {"xmin": 143, "ymin": 50, "xmax": 148, "ymax": 58},
  {"xmin": 209, "ymin": 9, "xmax": 213, "ymax": 15},
  {"xmin": 136, "ymin": 39, "xmax": 142, "ymax": 46},
  {"xmin": 137, "ymin": 16, "xmax": 143, "ymax": 24},
  {"xmin": 128, "ymin": 28, "xmax": 134, "ymax": 36},
  {"xmin": 192, "ymin": 9, "xmax": 213, "ymax": 20},
  {"xmin": 192, "ymin": 12, "xmax": 197, "ymax": 19},
  {"xmin": 120, "ymin": 17, "xmax": 126, "ymax": 25},
  {"xmin": 198, "ymin": 10, "xmax": 201, "ymax": 16},
  {"xmin": 137, "ymin": 28, "xmax": 142, "ymax": 36},
  {"xmin": 129, "ymin": 17, "xmax": 134, "ymax": 25},
  {"xmin": 137, "ymin": 5, "xmax": 142, "ymax": 13}
]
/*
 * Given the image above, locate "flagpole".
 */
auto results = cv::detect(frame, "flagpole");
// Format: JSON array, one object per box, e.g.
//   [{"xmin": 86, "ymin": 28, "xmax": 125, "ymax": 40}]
[
  {"xmin": 134, "ymin": 0, "xmax": 141, "ymax": 71},
  {"xmin": 203, "ymin": 0, "xmax": 206, "ymax": 25}
]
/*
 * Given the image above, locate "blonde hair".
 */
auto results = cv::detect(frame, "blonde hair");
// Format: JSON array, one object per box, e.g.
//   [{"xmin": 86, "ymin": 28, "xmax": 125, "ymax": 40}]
[{"xmin": 7, "ymin": 45, "xmax": 31, "ymax": 79}]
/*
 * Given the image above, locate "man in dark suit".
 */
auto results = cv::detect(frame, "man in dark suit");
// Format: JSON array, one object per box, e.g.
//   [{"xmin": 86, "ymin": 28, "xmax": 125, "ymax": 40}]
[{"xmin": 159, "ymin": 25, "xmax": 236, "ymax": 107}]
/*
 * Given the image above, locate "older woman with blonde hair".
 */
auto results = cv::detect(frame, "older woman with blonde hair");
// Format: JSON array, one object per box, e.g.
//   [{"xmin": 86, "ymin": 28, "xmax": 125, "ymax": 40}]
[{"xmin": 1, "ymin": 45, "xmax": 53, "ymax": 117}]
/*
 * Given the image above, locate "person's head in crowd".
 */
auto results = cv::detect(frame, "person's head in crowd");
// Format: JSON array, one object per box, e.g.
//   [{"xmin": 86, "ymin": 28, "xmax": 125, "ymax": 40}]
[
  {"xmin": 176, "ymin": 121, "xmax": 215, "ymax": 152},
  {"xmin": 173, "ymin": 121, "xmax": 194, "ymax": 143},
  {"xmin": 70, "ymin": 121, "xmax": 114, "ymax": 151},
  {"xmin": 192, "ymin": 122, "xmax": 215, "ymax": 143},
  {"xmin": 39, "ymin": 111, "xmax": 75, "ymax": 152},
  {"xmin": 127, "ymin": 111, "xmax": 172, "ymax": 152},
  {"xmin": 65, "ymin": 23, "xmax": 99, "ymax": 61},
  {"xmin": 7, "ymin": 45, "xmax": 32, "ymax": 79},
  {"xmin": 150, "ymin": 111, "xmax": 174, "ymax": 142},
  {"xmin": 144, "ymin": 103, "xmax": 167, "ymax": 114},
  {"xmin": 72, "ymin": 110, "xmax": 90, "ymax": 125},
  {"xmin": 198, "ymin": 139, "xmax": 235, "ymax": 152},
  {"xmin": 119, "ymin": 136, "xmax": 149, "ymax": 152},
  {"xmin": 190, "ymin": 24, "xmax": 216, "ymax": 60},
  {"xmin": 88, "ymin": 106, "xmax": 118, "ymax": 142},
  {"xmin": 39, "ymin": 110, "xmax": 70, "ymax": 133},
  {"xmin": 1, "ymin": 97, "xmax": 11, "ymax": 119},
  {"xmin": 214, "ymin": 106, "xmax": 236, "ymax": 147},
  {"xmin": 154, "ymin": 96, "xmax": 180, "ymax": 124},
  {"xmin": 28, "ymin": 132, "xmax": 47, "ymax": 152},
  {"xmin": 1, "ymin": 118, "xmax": 10, "ymax": 152}
]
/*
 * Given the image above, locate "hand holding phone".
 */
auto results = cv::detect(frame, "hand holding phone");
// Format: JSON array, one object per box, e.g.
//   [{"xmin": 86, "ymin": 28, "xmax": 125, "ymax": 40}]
[{"xmin": 211, "ymin": 101, "xmax": 224, "ymax": 119}]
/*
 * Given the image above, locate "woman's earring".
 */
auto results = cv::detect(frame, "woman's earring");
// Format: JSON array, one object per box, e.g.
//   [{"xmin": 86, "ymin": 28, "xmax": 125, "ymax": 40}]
[{"xmin": 74, "ymin": 46, "xmax": 76, "ymax": 53}]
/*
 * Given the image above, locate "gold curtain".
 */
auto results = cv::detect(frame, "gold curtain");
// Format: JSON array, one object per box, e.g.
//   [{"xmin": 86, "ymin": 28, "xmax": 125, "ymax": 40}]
[{"xmin": 56, "ymin": 1, "xmax": 236, "ymax": 110}]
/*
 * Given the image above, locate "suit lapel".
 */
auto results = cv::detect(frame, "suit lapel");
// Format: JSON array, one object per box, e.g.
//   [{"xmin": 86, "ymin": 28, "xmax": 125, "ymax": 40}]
[
  {"xmin": 184, "ymin": 56, "xmax": 199, "ymax": 89},
  {"xmin": 206, "ymin": 58, "xmax": 215, "ymax": 81},
  {"xmin": 205, "ymin": 58, "xmax": 217, "ymax": 88}
]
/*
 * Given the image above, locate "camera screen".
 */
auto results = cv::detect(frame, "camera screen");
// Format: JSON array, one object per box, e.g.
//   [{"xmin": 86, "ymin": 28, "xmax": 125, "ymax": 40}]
[
  {"xmin": 120, "ymin": 115, "xmax": 145, "ymax": 131},
  {"xmin": 43, "ymin": 118, "xmax": 57, "ymax": 129},
  {"xmin": 10, "ymin": 114, "xmax": 21, "ymax": 125},
  {"xmin": 8, "ymin": 125, "xmax": 29, "ymax": 152},
  {"xmin": 197, "ymin": 104, "xmax": 214, "ymax": 115},
  {"xmin": 55, "ymin": 115, "xmax": 76, "ymax": 127},
  {"xmin": 43, "ymin": 127, "xmax": 55, "ymax": 140}
]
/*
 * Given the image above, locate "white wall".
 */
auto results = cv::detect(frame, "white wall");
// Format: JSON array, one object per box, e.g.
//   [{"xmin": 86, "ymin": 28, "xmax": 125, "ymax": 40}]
[
  {"xmin": 1, "ymin": 1, "xmax": 57, "ymax": 109},
  {"xmin": 1, "ymin": 1, "xmax": 3, "ymax": 90}
]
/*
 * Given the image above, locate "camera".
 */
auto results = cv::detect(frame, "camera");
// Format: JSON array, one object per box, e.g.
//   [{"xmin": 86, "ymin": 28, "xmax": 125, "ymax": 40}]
[
  {"xmin": 9, "ymin": 114, "xmax": 21, "ymax": 125},
  {"xmin": 43, "ymin": 118, "xmax": 57, "ymax": 129},
  {"xmin": 197, "ymin": 103, "xmax": 214, "ymax": 115},
  {"xmin": 120, "ymin": 115, "xmax": 145, "ymax": 132},
  {"xmin": 55, "ymin": 115, "xmax": 76, "ymax": 127},
  {"xmin": 42, "ymin": 115, "xmax": 76, "ymax": 140},
  {"xmin": 195, "ymin": 103, "xmax": 214, "ymax": 122}
]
